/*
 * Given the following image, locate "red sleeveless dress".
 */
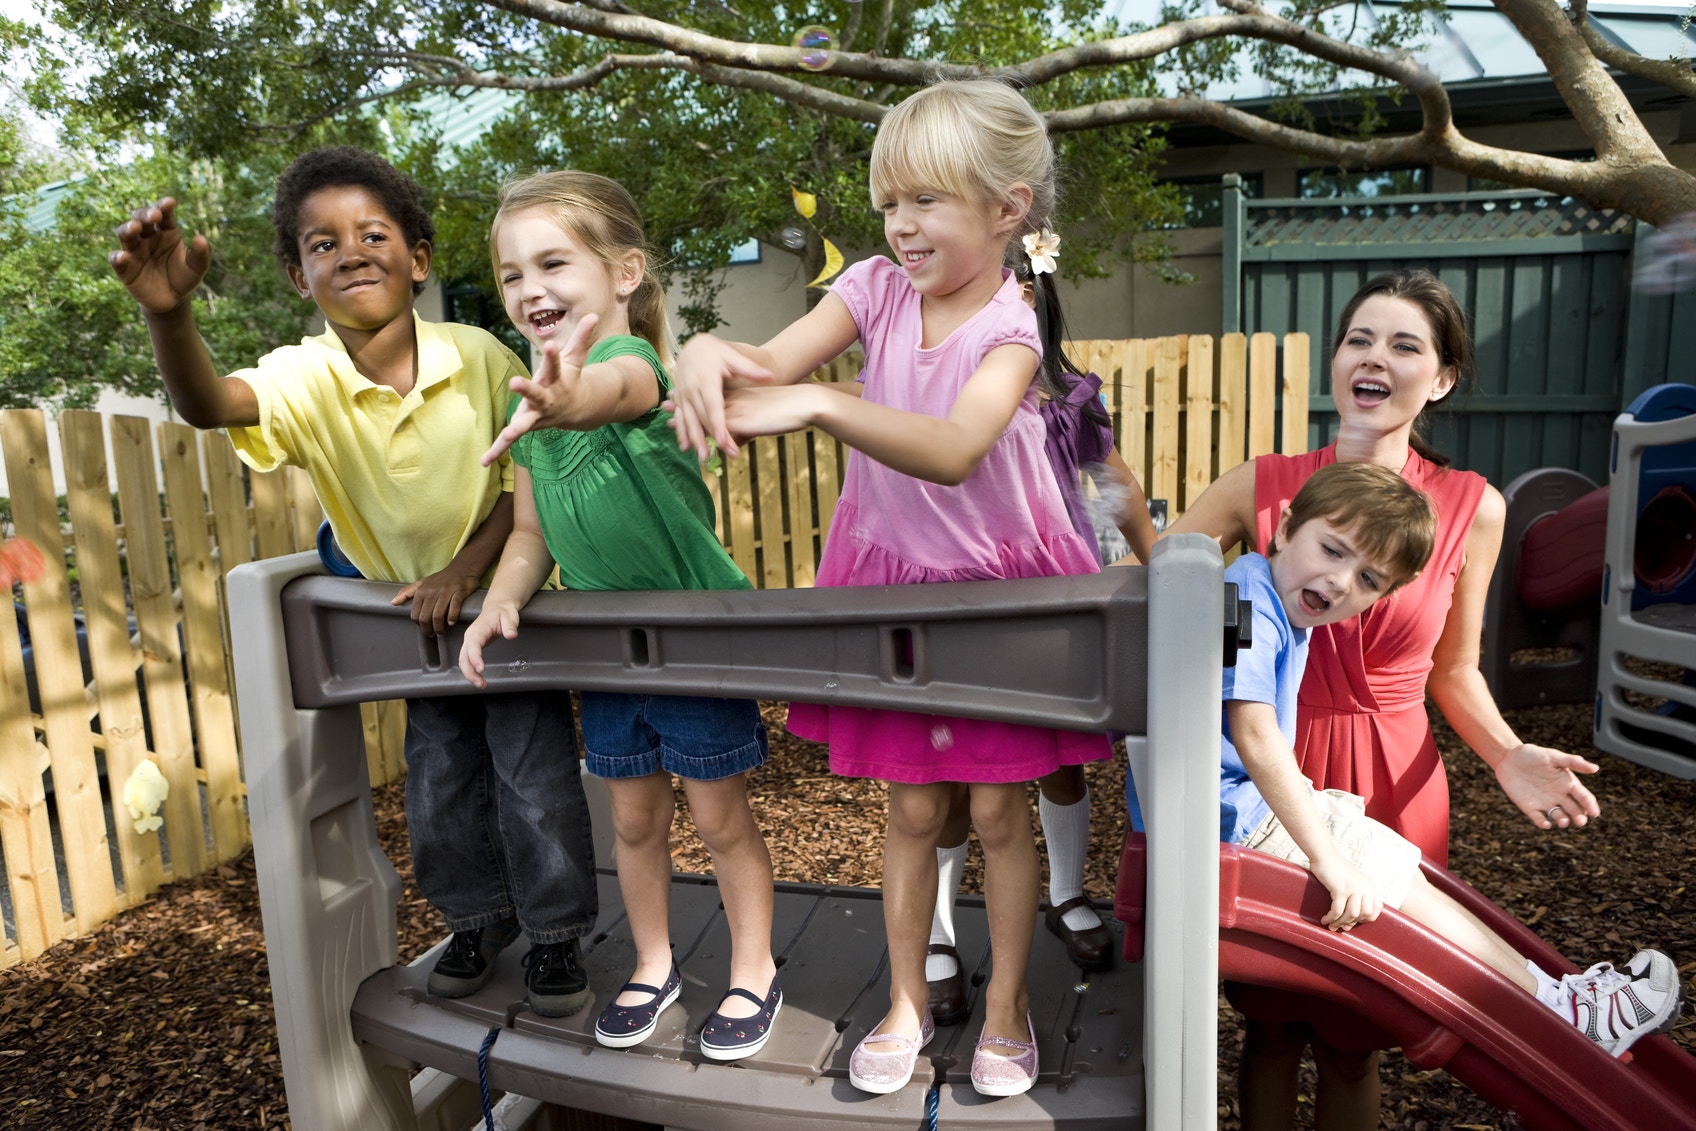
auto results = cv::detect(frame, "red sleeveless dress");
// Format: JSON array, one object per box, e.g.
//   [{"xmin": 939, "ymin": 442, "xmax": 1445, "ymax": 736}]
[{"xmin": 1228, "ymin": 444, "xmax": 1487, "ymax": 1048}]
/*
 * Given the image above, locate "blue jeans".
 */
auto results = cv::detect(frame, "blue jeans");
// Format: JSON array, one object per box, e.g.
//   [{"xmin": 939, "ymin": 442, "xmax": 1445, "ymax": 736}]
[{"xmin": 403, "ymin": 691, "xmax": 597, "ymax": 943}]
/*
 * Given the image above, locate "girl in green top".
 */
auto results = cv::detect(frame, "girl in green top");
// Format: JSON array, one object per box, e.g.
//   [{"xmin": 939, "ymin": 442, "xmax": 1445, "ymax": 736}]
[{"xmin": 459, "ymin": 171, "xmax": 780, "ymax": 1062}]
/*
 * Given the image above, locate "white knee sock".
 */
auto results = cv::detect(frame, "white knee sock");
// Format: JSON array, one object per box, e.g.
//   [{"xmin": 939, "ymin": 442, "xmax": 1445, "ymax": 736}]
[
  {"xmin": 926, "ymin": 840, "xmax": 969, "ymax": 981},
  {"xmin": 1040, "ymin": 789, "xmax": 1102, "ymax": 932}
]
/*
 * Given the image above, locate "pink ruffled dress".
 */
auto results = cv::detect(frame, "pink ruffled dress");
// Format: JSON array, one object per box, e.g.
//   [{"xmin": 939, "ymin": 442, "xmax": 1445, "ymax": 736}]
[{"xmin": 787, "ymin": 257, "xmax": 1110, "ymax": 784}]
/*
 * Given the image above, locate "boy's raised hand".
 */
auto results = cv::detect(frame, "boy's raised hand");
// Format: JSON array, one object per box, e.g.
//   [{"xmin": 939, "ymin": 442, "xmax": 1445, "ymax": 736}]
[
  {"xmin": 482, "ymin": 313, "xmax": 599, "ymax": 467},
  {"xmin": 109, "ymin": 198, "xmax": 211, "ymax": 314}
]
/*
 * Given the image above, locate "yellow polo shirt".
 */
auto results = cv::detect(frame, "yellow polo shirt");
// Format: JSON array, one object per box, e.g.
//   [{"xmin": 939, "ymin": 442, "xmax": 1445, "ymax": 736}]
[{"xmin": 226, "ymin": 314, "xmax": 524, "ymax": 584}]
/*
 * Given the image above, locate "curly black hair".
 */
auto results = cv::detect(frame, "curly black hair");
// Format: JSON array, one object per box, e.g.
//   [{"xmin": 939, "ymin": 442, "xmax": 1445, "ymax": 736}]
[{"xmin": 271, "ymin": 147, "xmax": 435, "ymax": 294}]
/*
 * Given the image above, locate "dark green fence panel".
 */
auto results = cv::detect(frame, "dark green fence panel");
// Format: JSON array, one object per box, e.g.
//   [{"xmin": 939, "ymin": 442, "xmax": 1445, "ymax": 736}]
[{"xmin": 1228, "ymin": 189, "xmax": 1638, "ymax": 486}]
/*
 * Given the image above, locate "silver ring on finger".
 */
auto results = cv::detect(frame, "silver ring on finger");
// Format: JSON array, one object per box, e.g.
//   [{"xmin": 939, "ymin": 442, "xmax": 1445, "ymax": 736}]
[{"xmin": 1546, "ymin": 805, "xmax": 1563, "ymax": 820}]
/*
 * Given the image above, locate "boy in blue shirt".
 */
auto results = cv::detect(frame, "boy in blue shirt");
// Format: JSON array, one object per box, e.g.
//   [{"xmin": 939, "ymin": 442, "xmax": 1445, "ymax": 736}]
[
  {"xmin": 110, "ymin": 147, "xmax": 598, "ymax": 1015},
  {"xmin": 1224, "ymin": 461, "xmax": 1681, "ymax": 1059}
]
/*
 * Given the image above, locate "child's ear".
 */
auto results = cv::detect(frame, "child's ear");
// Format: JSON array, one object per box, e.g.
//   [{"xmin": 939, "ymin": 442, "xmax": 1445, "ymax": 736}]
[
  {"xmin": 616, "ymin": 248, "xmax": 646, "ymax": 300},
  {"xmin": 410, "ymin": 240, "xmax": 433, "ymax": 286},
  {"xmin": 285, "ymin": 262, "xmax": 312, "ymax": 301},
  {"xmin": 997, "ymin": 183, "xmax": 1033, "ymax": 235},
  {"xmin": 1270, "ymin": 507, "xmax": 1292, "ymax": 556}
]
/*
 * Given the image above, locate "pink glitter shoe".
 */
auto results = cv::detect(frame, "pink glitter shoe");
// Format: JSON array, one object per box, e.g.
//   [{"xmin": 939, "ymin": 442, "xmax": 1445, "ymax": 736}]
[
  {"xmin": 970, "ymin": 1011, "xmax": 1038, "ymax": 1097},
  {"xmin": 847, "ymin": 1008, "xmax": 935, "ymax": 1094}
]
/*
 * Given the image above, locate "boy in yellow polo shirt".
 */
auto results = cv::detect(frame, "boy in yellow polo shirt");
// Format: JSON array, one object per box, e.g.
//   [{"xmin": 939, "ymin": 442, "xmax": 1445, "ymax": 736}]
[{"xmin": 110, "ymin": 147, "xmax": 598, "ymax": 1016}]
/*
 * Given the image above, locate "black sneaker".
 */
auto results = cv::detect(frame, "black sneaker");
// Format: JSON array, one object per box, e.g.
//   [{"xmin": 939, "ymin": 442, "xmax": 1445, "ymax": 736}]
[
  {"xmin": 426, "ymin": 919, "xmax": 521, "ymax": 998},
  {"xmin": 524, "ymin": 939, "xmax": 590, "ymax": 1017}
]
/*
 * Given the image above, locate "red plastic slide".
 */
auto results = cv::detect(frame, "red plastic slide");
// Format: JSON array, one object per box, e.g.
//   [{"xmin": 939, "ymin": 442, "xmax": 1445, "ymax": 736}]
[{"xmin": 1114, "ymin": 833, "xmax": 1696, "ymax": 1131}]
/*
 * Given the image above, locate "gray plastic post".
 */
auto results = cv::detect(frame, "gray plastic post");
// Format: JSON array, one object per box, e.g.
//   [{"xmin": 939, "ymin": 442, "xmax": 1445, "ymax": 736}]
[
  {"xmin": 230, "ymin": 536, "xmax": 1228, "ymax": 1130},
  {"xmin": 1142, "ymin": 534, "xmax": 1223, "ymax": 1130}
]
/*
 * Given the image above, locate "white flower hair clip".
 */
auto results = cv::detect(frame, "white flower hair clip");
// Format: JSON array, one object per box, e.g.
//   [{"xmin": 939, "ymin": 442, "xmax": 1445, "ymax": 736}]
[{"xmin": 1023, "ymin": 228, "xmax": 1060, "ymax": 275}]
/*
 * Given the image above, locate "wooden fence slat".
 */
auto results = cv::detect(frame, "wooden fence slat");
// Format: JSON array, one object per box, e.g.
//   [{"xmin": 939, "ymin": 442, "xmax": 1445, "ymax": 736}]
[
  {"xmin": 360, "ymin": 700, "xmax": 408, "ymax": 787},
  {"xmin": 1248, "ymin": 332, "xmax": 1279, "ymax": 459},
  {"xmin": 0, "ymin": 576, "xmax": 66, "ymax": 961},
  {"xmin": 784, "ymin": 431, "xmax": 817, "ymax": 589},
  {"xmin": 1, "ymin": 409, "xmax": 118, "ymax": 931},
  {"xmin": 203, "ymin": 435, "xmax": 253, "ymax": 579},
  {"xmin": 1217, "ymin": 333, "xmax": 1249, "ymax": 476},
  {"xmin": 724, "ymin": 439, "xmax": 757, "ymax": 583},
  {"xmin": 288, "ymin": 465, "xmax": 322, "ymax": 552},
  {"xmin": 59, "ymin": 411, "xmax": 162, "ymax": 898},
  {"xmin": 1150, "ymin": 338, "xmax": 1183, "ymax": 508},
  {"xmin": 249, "ymin": 467, "xmax": 294, "ymax": 561},
  {"xmin": 110, "ymin": 415, "xmax": 207, "ymax": 880},
  {"xmin": 1282, "ymin": 332, "xmax": 1311, "ymax": 456},
  {"xmin": 1121, "ymin": 340, "xmax": 1151, "ymax": 501},
  {"xmin": 159, "ymin": 422, "xmax": 245, "ymax": 864},
  {"xmin": 1184, "ymin": 336, "xmax": 1216, "ymax": 513},
  {"xmin": 753, "ymin": 436, "xmax": 788, "ymax": 590}
]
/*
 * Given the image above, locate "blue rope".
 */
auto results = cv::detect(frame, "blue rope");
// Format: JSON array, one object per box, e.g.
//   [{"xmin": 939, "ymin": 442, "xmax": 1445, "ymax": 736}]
[
  {"xmin": 478, "ymin": 1026, "xmax": 501, "ymax": 1131},
  {"xmin": 925, "ymin": 1080, "xmax": 940, "ymax": 1131}
]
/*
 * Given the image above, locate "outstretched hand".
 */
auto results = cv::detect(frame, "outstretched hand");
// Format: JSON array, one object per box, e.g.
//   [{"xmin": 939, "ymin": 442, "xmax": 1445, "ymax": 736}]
[
  {"xmin": 668, "ymin": 333, "xmax": 776, "ymax": 461},
  {"xmin": 482, "ymin": 314, "xmax": 600, "ymax": 467},
  {"xmin": 109, "ymin": 197, "xmax": 211, "ymax": 314},
  {"xmin": 1494, "ymin": 742, "xmax": 1601, "ymax": 830}
]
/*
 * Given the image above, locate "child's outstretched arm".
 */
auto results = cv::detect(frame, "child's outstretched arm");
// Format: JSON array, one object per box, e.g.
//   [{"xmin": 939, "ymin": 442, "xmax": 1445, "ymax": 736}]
[
  {"xmin": 669, "ymin": 293, "xmax": 861, "ymax": 460},
  {"xmin": 391, "ymin": 492, "xmax": 514, "ymax": 637},
  {"xmin": 482, "ymin": 313, "xmax": 662, "ymax": 465},
  {"xmin": 458, "ymin": 473, "xmax": 555, "ymax": 689},
  {"xmin": 109, "ymin": 197, "xmax": 259, "ymax": 429},
  {"xmin": 723, "ymin": 340, "xmax": 1037, "ymax": 487},
  {"xmin": 1229, "ymin": 699, "xmax": 1382, "ymax": 932}
]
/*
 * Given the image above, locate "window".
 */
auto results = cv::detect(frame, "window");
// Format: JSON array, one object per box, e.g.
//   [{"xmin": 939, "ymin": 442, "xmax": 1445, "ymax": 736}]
[
  {"xmin": 1160, "ymin": 174, "xmax": 1263, "ymax": 228},
  {"xmin": 1297, "ymin": 166, "xmax": 1428, "ymax": 198}
]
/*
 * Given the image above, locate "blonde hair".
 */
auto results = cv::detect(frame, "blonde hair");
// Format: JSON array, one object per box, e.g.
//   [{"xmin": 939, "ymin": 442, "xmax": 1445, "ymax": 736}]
[
  {"xmin": 490, "ymin": 171, "xmax": 674, "ymax": 367},
  {"xmin": 1281, "ymin": 462, "xmax": 1436, "ymax": 592},
  {"xmin": 868, "ymin": 79, "xmax": 1056, "ymax": 242}
]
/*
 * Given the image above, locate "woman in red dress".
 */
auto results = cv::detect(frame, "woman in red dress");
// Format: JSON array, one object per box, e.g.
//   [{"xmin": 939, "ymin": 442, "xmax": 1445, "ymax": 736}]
[{"xmin": 1169, "ymin": 268, "xmax": 1602, "ymax": 1130}]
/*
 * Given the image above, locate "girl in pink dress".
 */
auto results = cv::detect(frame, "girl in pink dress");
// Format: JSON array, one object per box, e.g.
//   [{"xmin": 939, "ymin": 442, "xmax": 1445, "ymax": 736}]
[
  {"xmin": 670, "ymin": 78, "xmax": 1109, "ymax": 1099},
  {"xmin": 1172, "ymin": 269, "xmax": 1604, "ymax": 1130}
]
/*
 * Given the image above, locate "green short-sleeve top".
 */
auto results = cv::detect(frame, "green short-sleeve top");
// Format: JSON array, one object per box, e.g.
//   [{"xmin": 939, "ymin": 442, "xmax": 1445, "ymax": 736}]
[{"xmin": 512, "ymin": 334, "xmax": 751, "ymax": 593}]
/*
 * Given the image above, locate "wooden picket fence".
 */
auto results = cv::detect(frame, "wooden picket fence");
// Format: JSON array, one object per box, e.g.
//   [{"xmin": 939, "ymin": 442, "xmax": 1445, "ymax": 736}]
[
  {"xmin": 0, "ymin": 331, "xmax": 1307, "ymax": 967},
  {"xmin": 706, "ymin": 332, "xmax": 1311, "ymax": 588},
  {"xmin": 0, "ymin": 408, "xmax": 408, "ymax": 969}
]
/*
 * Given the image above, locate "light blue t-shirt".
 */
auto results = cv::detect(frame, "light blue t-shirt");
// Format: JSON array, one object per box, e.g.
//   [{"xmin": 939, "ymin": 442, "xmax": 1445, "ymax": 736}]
[
  {"xmin": 1218, "ymin": 552, "xmax": 1307, "ymax": 843},
  {"xmin": 1121, "ymin": 551, "xmax": 1307, "ymax": 840}
]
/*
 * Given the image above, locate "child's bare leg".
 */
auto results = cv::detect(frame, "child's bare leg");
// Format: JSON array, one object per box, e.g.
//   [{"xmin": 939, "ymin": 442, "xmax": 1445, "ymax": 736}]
[
  {"xmin": 970, "ymin": 781, "xmax": 1038, "ymax": 1046},
  {"xmin": 1398, "ymin": 871, "xmax": 1537, "ymax": 992},
  {"xmin": 682, "ymin": 773, "xmax": 777, "ymax": 1018},
  {"xmin": 1237, "ymin": 1018, "xmax": 1306, "ymax": 1131},
  {"xmin": 605, "ymin": 773, "xmax": 679, "ymax": 1004},
  {"xmin": 872, "ymin": 781, "xmax": 952, "ymax": 1048},
  {"xmin": 1312, "ymin": 1043, "xmax": 1380, "ymax": 1131}
]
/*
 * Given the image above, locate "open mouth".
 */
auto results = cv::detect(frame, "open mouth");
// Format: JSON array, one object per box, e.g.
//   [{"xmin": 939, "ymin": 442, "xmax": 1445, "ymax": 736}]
[
  {"xmin": 1299, "ymin": 588, "xmax": 1331, "ymax": 617},
  {"xmin": 901, "ymin": 250, "xmax": 932, "ymax": 269},
  {"xmin": 1352, "ymin": 379, "xmax": 1391, "ymax": 405},
  {"xmin": 530, "ymin": 310, "xmax": 566, "ymax": 334}
]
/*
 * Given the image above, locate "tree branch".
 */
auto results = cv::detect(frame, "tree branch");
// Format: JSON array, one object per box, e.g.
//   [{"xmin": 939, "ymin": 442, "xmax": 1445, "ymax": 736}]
[{"xmin": 1578, "ymin": 17, "xmax": 1696, "ymax": 100}]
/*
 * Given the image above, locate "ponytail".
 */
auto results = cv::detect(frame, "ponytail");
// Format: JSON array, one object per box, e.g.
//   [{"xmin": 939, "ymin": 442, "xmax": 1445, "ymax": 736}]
[{"xmin": 1013, "ymin": 256, "xmax": 1110, "ymax": 433}]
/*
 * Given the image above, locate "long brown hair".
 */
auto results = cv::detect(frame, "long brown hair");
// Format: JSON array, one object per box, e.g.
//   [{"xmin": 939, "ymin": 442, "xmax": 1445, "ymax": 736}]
[
  {"xmin": 491, "ymin": 171, "xmax": 673, "ymax": 367},
  {"xmin": 1331, "ymin": 269, "xmax": 1474, "ymax": 467}
]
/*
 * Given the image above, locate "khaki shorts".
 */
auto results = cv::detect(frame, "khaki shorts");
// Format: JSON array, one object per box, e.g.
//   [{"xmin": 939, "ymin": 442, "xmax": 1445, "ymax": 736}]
[{"xmin": 1241, "ymin": 788, "xmax": 1423, "ymax": 909}]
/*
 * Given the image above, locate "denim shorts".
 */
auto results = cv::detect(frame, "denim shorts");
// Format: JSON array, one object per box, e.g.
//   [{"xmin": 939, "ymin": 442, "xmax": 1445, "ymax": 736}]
[{"xmin": 579, "ymin": 691, "xmax": 768, "ymax": 782}]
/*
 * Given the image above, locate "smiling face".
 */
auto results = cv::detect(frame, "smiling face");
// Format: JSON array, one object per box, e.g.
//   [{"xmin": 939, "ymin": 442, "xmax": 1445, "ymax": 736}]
[
  {"xmin": 1331, "ymin": 293, "xmax": 1458, "ymax": 430},
  {"xmin": 285, "ymin": 185, "xmax": 430, "ymax": 332},
  {"xmin": 879, "ymin": 185, "xmax": 1024, "ymax": 304},
  {"xmin": 1268, "ymin": 510, "xmax": 1398, "ymax": 630},
  {"xmin": 493, "ymin": 208, "xmax": 639, "ymax": 348}
]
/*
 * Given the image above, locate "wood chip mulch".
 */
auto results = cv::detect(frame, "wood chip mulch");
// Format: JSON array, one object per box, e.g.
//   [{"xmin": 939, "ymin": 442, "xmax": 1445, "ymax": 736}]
[{"xmin": 3, "ymin": 700, "xmax": 1692, "ymax": 1130}]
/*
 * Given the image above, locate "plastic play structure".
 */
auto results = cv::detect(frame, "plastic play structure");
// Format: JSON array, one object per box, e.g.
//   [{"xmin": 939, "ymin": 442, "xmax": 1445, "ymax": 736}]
[
  {"xmin": 230, "ymin": 533, "xmax": 1696, "ymax": 1131},
  {"xmin": 1595, "ymin": 382, "xmax": 1696, "ymax": 777},
  {"xmin": 229, "ymin": 535, "xmax": 1237, "ymax": 1131}
]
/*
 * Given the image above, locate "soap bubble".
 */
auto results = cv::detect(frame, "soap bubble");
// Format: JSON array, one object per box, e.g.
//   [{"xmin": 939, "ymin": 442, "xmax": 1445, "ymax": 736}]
[
  {"xmin": 929, "ymin": 723, "xmax": 954, "ymax": 751},
  {"xmin": 793, "ymin": 25, "xmax": 833, "ymax": 71},
  {"xmin": 507, "ymin": 656, "xmax": 531, "ymax": 674},
  {"xmin": 779, "ymin": 225, "xmax": 808, "ymax": 251}
]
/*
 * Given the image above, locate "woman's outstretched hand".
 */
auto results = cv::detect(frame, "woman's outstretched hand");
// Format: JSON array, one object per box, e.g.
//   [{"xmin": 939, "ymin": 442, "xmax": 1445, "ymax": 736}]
[
  {"xmin": 481, "ymin": 314, "xmax": 600, "ymax": 467},
  {"xmin": 669, "ymin": 333, "xmax": 775, "ymax": 461},
  {"xmin": 1494, "ymin": 742, "xmax": 1601, "ymax": 830}
]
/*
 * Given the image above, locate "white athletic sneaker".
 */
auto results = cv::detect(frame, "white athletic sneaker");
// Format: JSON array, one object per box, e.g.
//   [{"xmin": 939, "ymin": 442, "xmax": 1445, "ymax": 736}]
[{"xmin": 1557, "ymin": 950, "xmax": 1684, "ymax": 1058}]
